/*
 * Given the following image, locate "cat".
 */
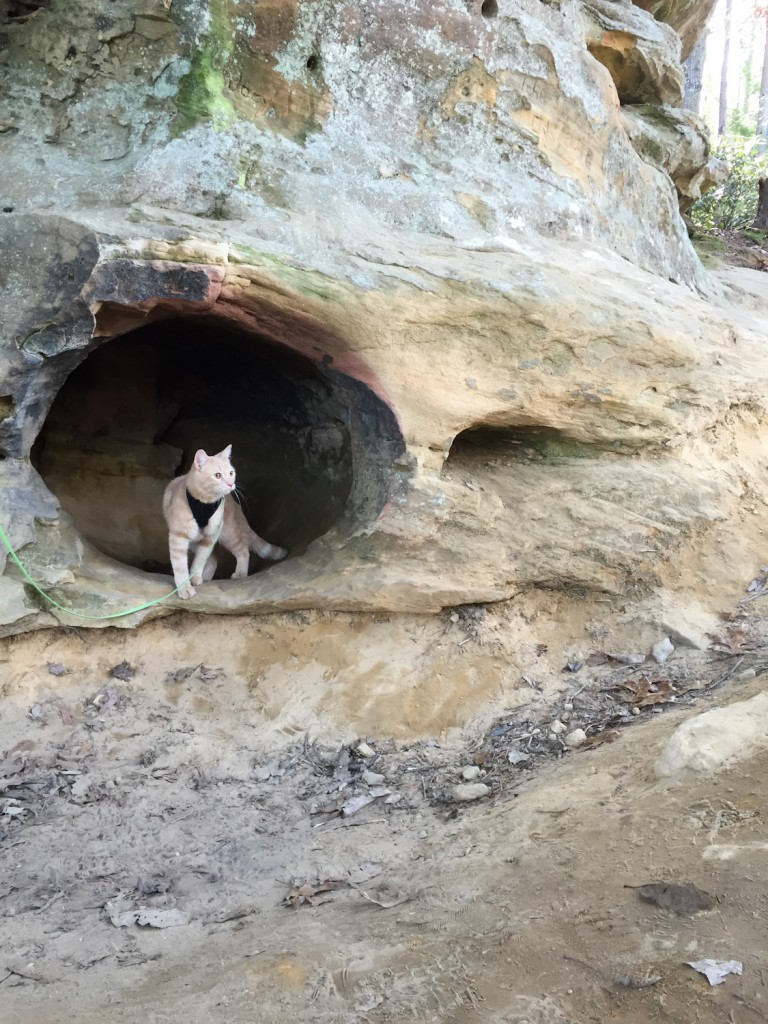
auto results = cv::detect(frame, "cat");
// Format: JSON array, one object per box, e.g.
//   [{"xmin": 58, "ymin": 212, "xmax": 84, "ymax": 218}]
[{"xmin": 162, "ymin": 445, "xmax": 287, "ymax": 600}]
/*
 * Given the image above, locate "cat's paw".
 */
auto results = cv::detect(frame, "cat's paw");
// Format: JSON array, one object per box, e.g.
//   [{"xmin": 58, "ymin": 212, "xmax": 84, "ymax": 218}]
[
  {"xmin": 178, "ymin": 583, "xmax": 197, "ymax": 600},
  {"xmin": 190, "ymin": 573, "xmax": 203, "ymax": 586},
  {"xmin": 269, "ymin": 546, "xmax": 288, "ymax": 561},
  {"xmin": 231, "ymin": 569, "xmax": 248, "ymax": 579}
]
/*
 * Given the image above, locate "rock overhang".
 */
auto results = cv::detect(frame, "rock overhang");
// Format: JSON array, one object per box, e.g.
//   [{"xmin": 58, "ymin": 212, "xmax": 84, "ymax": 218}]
[{"xmin": 2, "ymin": 209, "xmax": 768, "ymax": 637}]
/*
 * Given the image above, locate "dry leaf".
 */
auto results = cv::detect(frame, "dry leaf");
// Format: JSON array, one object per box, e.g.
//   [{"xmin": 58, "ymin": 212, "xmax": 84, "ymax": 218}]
[
  {"xmin": 166, "ymin": 665, "xmax": 199, "ymax": 683},
  {"xmin": 581, "ymin": 729, "xmax": 620, "ymax": 748},
  {"xmin": 618, "ymin": 677, "xmax": 676, "ymax": 706},
  {"xmin": 349, "ymin": 883, "xmax": 416, "ymax": 909},
  {"xmin": 708, "ymin": 623, "xmax": 762, "ymax": 654},
  {"xmin": 586, "ymin": 651, "xmax": 611, "ymax": 666},
  {"xmin": 109, "ymin": 661, "xmax": 136, "ymax": 682},
  {"xmin": 632, "ymin": 881, "xmax": 715, "ymax": 916},
  {"xmin": 283, "ymin": 879, "xmax": 344, "ymax": 908}
]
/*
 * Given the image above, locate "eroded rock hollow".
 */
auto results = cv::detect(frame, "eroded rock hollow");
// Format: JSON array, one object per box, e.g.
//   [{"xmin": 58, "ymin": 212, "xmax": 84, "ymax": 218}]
[
  {"xmin": 33, "ymin": 314, "xmax": 405, "ymax": 572},
  {"xmin": 0, "ymin": 0, "xmax": 766, "ymax": 637}
]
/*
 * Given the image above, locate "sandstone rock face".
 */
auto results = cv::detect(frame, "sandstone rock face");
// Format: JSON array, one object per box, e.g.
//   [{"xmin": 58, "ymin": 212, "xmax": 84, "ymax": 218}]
[
  {"xmin": 0, "ymin": 0, "xmax": 762, "ymax": 639},
  {"xmin": 621, "ymin": 104, "xmax": 727, "ymax": 211},
  {"xmin": 583, "ymin": 0, "xmax": 684, "ymax": 106},
  {"xmin": 3, "ymin": 0, "xmax": 719, "ymax": 284},
  {"xmin": 632, "ymin": 0, "xmax": 717, "ymax": 60}
]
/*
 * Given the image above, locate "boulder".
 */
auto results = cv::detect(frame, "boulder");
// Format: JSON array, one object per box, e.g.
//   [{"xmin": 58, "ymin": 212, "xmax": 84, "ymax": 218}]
[
  {"xmin": 655, "ymin": 694, "xmax": 768, "ymax": 778},
  {"xmin": 0, "ymin": 0, "xmax": 760, "ymax": 639}
]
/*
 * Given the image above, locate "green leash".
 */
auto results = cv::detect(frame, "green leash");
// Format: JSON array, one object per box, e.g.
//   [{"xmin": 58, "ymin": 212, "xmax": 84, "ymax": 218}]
[{"xmin": 0, "ymin": 521, "xmax": 215, "ymax": 622}]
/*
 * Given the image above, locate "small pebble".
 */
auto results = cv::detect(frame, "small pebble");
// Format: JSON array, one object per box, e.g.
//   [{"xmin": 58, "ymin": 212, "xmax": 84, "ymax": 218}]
[
  {"xmin": 362, "ymin": 770, "xmax": 385, "ymax": 786},
  {"xmin": 461, "ymin": 765, "xmax": 482, "ymax": 781},
  {"xmin": 450, "ymin": 612, "xmax": 459, "ymax": 623},
  {"xmin": 736, "ymin": 668, "xmax": 756, "ymax": 681},
  {"xmin": 563, "ymin": 702, "xmax": 573, "ymax": 711},
  {"xmin": 652, "ymin": 637, "xmax": 674, "ymax": 664},
  {"xmin": 355, "ymin": 742, "xmax": 375, "ymax": 758},
  {"xmin": 418, "ymin": 829, "xmax": 428, "ymax": 839},
  {"xmin": 550, "ymin": 719, "xmax": 567, "ymax": 735},
  {"xmin": 452, "ymin": 783, "xmax": 490, "ymax": 802},
  {"xmin": 564, "ymin": 728, "xmax": 587, "ymax": 748},
  {"xmin": 632, "ymin": 706, "xmax": 641, "ymax": 716}
]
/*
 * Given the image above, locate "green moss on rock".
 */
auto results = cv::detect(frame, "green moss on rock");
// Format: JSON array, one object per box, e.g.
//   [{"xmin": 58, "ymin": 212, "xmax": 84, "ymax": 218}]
[{"xmin": 172, "ymin": 1, "xmax": 235, "ymax": 135}]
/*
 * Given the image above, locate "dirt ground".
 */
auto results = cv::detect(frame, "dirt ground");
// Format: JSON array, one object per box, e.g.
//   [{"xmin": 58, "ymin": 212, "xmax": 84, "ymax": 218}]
[{"xmin": 2, "ymin": 596, "xmax": 768, "ymax": 1024}]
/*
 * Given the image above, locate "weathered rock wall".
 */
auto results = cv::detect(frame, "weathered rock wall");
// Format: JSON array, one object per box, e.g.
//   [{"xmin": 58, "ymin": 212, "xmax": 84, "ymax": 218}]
[
  {"xmin": 1, "ymin": 0, "xmax": 764, "ymax": 640},
  {"xmin": 3, "ymin": 0, "xmax": 721, "ymax": 283}
]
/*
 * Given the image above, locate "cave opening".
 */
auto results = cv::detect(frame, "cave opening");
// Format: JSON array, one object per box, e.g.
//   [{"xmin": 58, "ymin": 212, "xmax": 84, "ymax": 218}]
[
  {"xmin": 446, "ymin": 423, "xmax": 594, "ymax": 466},
  {"xmin": 32, "ymin": 316, "xmax": 405, "ymax": 579}
]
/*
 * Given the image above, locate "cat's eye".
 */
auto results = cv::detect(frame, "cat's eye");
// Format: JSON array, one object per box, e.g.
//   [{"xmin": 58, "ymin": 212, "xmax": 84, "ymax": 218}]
[{"xmin": 214, "ymin": 472, "xmax": 221, "ymax": 479}]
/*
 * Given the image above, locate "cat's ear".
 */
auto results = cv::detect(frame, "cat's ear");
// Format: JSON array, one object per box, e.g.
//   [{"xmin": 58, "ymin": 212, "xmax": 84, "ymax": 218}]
[
  {"xmin": 218, "ymin": 444, "xmax": 232, "ymax": 461},
  {"xmin": 193, "ymin": 449, "xmax": 208, "ymax": 470}
]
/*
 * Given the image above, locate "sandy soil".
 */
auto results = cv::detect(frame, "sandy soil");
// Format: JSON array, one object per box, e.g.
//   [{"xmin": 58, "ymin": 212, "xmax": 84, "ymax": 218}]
[{"xmin": 1, "ymin": 600, "xmax": 768, "ymax": 1024}]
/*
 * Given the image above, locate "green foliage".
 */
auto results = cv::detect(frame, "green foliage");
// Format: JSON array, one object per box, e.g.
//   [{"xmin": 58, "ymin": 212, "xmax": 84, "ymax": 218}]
[
  {"xmin": 728, "ymin": 107, "xmax": 756, "ymax": 138},
  {"xmin": 691, "ymin": 136, "xmax": 768, "ymax": 230}
]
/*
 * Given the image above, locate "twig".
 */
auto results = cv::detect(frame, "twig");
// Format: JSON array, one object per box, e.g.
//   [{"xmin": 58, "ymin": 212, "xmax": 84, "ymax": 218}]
[
  {"xmin": 706, "ymin": 656, "xmax": 744, "ymax": 692},
  {"xmin": 330, "ymin": 817, "xmax": 387, "ymax": 830},
  {"xmin": 35, "ymin": 890, "xmax": 63, "ymax": 913},
  {"xmin": 348, "ymin": 882, "xmax": 417, "ymax": 909},
  {"xmin": 164, "ymin": 808, "xmax": 196, "ymax": 825}
]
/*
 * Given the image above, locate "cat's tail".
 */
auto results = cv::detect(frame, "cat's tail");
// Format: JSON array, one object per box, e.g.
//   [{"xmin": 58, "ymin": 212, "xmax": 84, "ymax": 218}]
[{"xmin": 248, "ymin": 527, "xmax": 287, "ymax": 562}]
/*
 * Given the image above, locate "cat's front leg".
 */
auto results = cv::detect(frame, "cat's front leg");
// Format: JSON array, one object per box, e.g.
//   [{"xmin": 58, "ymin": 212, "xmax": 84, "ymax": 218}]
[
  {"xmin": 169, "ymin": 535, "xmax": 196, "ymax": 600},
  {"xmin": 189, "ymin": 531, "xmax": 218, "ymax": 587},
  {"xmin": 189, "ymin": 549, "xmax": 213, "ymax": 587}
]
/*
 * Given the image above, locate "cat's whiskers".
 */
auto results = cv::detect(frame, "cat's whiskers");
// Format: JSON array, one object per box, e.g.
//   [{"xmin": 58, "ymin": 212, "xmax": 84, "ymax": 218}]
[{"xmin": 232, "ymin": 486, "xmax": 252, "ymax": 515}]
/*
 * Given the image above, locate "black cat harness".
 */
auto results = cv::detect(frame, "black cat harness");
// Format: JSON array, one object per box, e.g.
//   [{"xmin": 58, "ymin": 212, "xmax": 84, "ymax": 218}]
[{"xmin": 186, "ymin": 491, "xmax": 222, "ymax": 530}]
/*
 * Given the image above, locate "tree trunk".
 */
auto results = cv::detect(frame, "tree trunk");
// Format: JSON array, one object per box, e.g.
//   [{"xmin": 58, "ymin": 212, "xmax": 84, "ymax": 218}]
[
  {"xmin": 718, "ymin": 0, "xmax": 733, "ymax": 136},
  {"xmin": 684, "ymin": 35, "xmax": 707, "ymax": 113},
  {"xmin": 758, "ymin": 16, "xmax": 768, "ymax": 145},
  {"xmin": 754, "ymin": 178, "xmax": 768, "ymax": 227}
]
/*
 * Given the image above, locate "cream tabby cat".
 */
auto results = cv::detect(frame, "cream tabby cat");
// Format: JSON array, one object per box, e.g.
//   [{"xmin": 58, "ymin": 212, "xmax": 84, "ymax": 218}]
[{"xmin": 163, "ymin": 445, "xmax": 286, "ymax": 600}]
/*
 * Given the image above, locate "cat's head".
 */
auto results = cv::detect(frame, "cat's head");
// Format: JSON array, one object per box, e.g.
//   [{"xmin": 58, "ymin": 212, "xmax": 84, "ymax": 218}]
[{"xmin": 190, "ymin": 445, "xmax": 236, "ymax": 501}]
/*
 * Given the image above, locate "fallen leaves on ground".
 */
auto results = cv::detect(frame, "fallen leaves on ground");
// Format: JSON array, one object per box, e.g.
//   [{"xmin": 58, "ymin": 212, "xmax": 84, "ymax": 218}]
[
  {"xmin": 708, "ymin": 623, "xmax": 762, "ymax": 654},
  {"xmin": 630, "ymin": 881, "xmax": 716, "ymax": 916},
  {"xmin": 109, "ymin": 661, "xmax": 135, "ymax": 682},
  {"xmin": 580, "ymin": 729, "xmax": 620, "ymax": 748},
  {"xmin": 611, "ymin": 677, "xmax": 700, "ymax": 708},
  {"xmin": 165, "ymin": 664, "xmax": 222, "ymax": 684},
  {"xmin": 282, "ymin": 879, "xmax": 345, "ymax": 909}
]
